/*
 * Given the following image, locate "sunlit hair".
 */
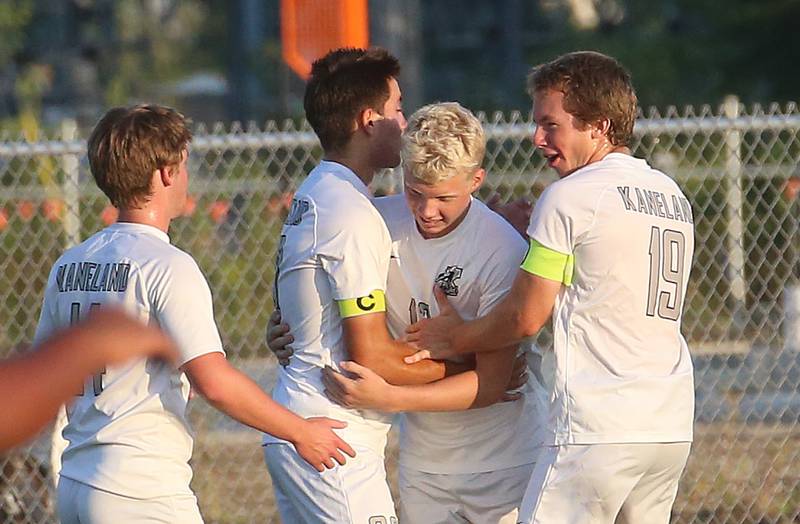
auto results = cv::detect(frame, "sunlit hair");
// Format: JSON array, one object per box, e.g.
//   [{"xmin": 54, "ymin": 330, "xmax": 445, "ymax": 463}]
[
  {"xmin": 88, "ymin": 104, "xmax": 191, "ymax": 209},
  {"xmin": 527, "ymin": 51, "xmax": 637, "ymax": 146},
  {"xmin": 304, "ymin": 47, "xmax": 400, "ymax": 153},
  {"xmin": 402, "ymin": 102, "xmax": 486, "ymax": 184}
]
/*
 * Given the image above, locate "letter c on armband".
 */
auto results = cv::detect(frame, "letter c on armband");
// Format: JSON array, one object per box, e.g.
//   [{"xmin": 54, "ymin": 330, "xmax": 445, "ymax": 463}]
[{"xmin": 338, "ymin": 290, "xmax": 387, "ymax": 318}]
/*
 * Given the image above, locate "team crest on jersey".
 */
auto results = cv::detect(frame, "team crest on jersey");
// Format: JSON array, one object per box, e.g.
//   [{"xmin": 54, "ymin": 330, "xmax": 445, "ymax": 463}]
[
  {"xmin": 435, "ymin": 265, "xmax": 463, "ymax": 296},
  {"xmin": 285, "ymin": 198, "xmax": 310, "ymax": 226}
]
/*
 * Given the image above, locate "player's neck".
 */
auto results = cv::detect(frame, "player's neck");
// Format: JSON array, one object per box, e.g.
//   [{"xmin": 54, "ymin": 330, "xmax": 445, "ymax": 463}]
[
  {"xmin": 324, "ymin": 149, "xmax": 377, "ymax": 188},
  {"xmin": 117, "ymin": 206, "xmax": 172, "ymax": 233}
]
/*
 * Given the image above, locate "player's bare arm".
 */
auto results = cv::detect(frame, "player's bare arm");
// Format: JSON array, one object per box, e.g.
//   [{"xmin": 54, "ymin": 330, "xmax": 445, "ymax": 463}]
[
  {"xmin": 182, "ymin": 352, "xmax": 355, "ymax": 471},
  {"xmin": 342, "ymin": 310, "xmax": 471, "ymax": 385},
  {"xmin": 0, "ymin": 308, "xmax": 177, "ymax": 451},
  {"xmin": 322, "ymin": 346, "xmax": 527, "ymax": 412},
  {"xmin": 405, "ymin": 269, "xmax": 561, "ymax": 362},
  {"xmin": 265, "ymin": 306, "xmax": 471, "ymax": 385}
]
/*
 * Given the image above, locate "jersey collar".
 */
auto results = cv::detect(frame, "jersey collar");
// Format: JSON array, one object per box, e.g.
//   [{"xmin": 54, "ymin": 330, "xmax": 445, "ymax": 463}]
[
  {"xmin": 317, "ymin": 160, "xmax": 373, "ymax": 200},
  {"xmin": 105, "ymin": 221, "xmax": 171, "ymax": 244}
]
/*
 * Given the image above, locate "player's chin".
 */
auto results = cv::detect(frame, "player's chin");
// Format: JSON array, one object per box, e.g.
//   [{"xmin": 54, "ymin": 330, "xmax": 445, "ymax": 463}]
[{"xmin": 419, "ymin": 221, "xmax": 445, "ymax": 235}]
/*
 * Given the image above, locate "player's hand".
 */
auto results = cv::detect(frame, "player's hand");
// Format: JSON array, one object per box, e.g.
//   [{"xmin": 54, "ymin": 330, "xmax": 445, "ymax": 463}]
[
  {"xmin": 322, "ymin": 362, "xmax": 396, "ymax": 411},
  {"xmin": 486, "ymin": 194, "xmax": 532, "ymax": 239},
  {"xmin": 294, "ymin": 417, "xmax": 356, "ymax": 472},
  {"xmin": 74, "ymin": 307, "xmax": 178, "ymax": 367},
  {"xmin": 404, "ymin": 286, "xmax": 464, "ymax": 363},
  {"xmin": 501, "ymin": 353, "xmax": 528, "ymax": 402},
  {"xmin": 265, "ymin": 310, "xmax": 294, "ymax": 367}
]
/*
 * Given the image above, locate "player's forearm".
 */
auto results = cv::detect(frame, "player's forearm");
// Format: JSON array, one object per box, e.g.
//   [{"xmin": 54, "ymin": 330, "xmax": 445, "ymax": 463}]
[
  {"xmin": 192, "ymin": 364, "xmax": 308, "ymax": 444},
  {"xmin": 357, "ymin": 342, "xmax": 468, "ymax": 386},
  {"xmin": 391, "ymin": 349, "xmax": 515, "ymax": 411},
  {"xmin": 454, "ymin": 277, "xmax": 550, "ymax": 355},
  {"xmin": 0, "ymin": 330, "xmax": 101, "ymax": 449},
  {"xmin": 384, "ymin": 371, "xmax": 483, "ymax": 412}
]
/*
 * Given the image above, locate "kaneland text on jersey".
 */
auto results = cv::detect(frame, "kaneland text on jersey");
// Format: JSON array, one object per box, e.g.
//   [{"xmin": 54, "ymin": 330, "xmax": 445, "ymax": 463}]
[
  {"xmin": 55, "ymin": 262, "xmax": 131, "ymax": 293},
  {"xmin": 616, "ymin": 185, "xmax": 693, "ymax": 224}
]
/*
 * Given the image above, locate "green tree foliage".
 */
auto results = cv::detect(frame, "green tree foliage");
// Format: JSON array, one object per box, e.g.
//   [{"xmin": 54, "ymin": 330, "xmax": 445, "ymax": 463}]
[{"xmin": 524, "ymin": 0, "xmax": 799, "ymax": 108}]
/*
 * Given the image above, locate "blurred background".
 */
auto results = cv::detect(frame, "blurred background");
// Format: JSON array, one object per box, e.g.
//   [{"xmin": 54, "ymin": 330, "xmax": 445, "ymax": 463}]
[{"xmin": 0, "ymin": 0, "xmax": 798, "ymax": 132}]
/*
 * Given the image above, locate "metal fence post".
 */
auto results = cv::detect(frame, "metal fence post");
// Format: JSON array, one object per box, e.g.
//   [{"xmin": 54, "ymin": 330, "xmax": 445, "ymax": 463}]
[
  {"xmin": 60, "ymin": 119, "xmax": 81, "ymax": 249},
  {"xmin": 723, "ymin": 95, "xmax": 747, "ymax": 337}
]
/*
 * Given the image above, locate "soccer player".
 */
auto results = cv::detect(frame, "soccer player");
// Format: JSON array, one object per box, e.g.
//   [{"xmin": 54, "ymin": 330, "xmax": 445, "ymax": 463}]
[
  {"xmin": 405, "ymin": 51, "xmax": 695, "ymax": 523},
  {"xmin": 314, "ymin": 101, "xmax": 548, "ymax": 523},
  {"xmin": 0, "ymin": 308, "xmax": 176, "ymax": 451},
  {"xmin": 35, "ymin": 104, "xmax": 354, "ymax": 524},
  {"xmin": 269, "ymin": 102, "xmax": 546, "ymax": 523},
  {"xmin": 265, "ymin": 49, "xmax": 469, "ymax": 523}
]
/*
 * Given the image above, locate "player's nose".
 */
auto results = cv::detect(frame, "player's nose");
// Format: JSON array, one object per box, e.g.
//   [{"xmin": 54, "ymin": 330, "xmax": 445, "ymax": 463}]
[
  {"xmin": 532, "ymin": 125, "xmax": 546, "ymax": 148},
  {"xmin": 417, "ymin": 200, "xmax": 440, "ymax": 219}
]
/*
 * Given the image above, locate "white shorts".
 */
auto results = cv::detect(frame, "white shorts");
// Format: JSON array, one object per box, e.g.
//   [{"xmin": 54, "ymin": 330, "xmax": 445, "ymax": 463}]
[
  {"xmin": 57, "ymin": 476, "xmax": 203, "ymax": 524},
  {"xmin": 518, "ymin": 442, "xmax": 691, "ymax": 524},
  {"xmin": 398, "ymin": 462, "xmax": 534, "ymax": 524},
  {"xmin": 263, "ymin": 443, "xmax": 396, "ymax": 524}
]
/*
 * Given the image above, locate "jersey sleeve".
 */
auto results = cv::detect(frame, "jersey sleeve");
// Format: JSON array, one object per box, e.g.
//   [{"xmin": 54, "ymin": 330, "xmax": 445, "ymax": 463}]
[
  {"xmin": 524, "ymin": 180, "xmax": 594, "ymax": 284},
  {"xmin": 317, "ymin": 204, "xmax": 391, "ymax": 302},
  {"xmin": 526, "ymin": 181, "xmax": 580, "ymax": 255},
  {"xmin": 148, "ymin": 254, "xmax": 225, "ymax": 367}
]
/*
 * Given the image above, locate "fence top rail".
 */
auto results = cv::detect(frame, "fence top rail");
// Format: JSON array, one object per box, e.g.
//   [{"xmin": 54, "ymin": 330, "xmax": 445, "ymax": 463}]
[{"xmin": 1, "ymin": 114, "xmax": 799, "ymax": 158}]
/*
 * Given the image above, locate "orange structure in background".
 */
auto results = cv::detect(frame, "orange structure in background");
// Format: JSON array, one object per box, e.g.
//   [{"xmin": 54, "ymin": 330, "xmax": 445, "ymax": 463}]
[{"xmin": 281, "ymin": 0, "xmax": 369, "ymax": 79}]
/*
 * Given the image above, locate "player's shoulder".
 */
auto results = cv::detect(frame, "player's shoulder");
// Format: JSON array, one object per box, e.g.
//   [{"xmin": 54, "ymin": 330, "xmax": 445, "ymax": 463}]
[
  {"xmin": 301, "ymin": 168, "xmax": 379, "ymax": 222},
  {"xmin": 103, "ymin": 226, "xmax": 204, "ymax": 280},
  {"xmin": 373, "ymin": 193, "xmax": 405, "ymax": 216},
  {"xmin": 469, "ymin": 199, "xmax": 527, "ymax": 252},
  {"xmin": 373, "ymin": 194, "xmax": 410, "ymax": 230}
]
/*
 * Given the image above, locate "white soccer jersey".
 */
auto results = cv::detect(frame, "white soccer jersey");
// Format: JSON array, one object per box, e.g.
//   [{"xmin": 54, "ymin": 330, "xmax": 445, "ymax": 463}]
[
  {"xmin": 375, "ymin": 195, "xmax": 547, "ymax": 474},
  {"xmin": 33, "ymin": 222, "xmax": 225, "ymax": 499},
  {"xmin": 527, "ymin": 152, "xmax": 695, "ymax": 445},
  {"xmin": 265, "ymin": 161, "xmax": 394, "ymax": 453}
]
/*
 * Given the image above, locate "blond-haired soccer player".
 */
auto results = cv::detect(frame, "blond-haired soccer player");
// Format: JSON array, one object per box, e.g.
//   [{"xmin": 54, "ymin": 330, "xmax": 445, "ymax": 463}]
[
  {"xmin": 35, "ymin": 104, "xmax": 353, "ymax": 524},
  {"xmin": 406, "ymin": 52, "xmax": 695, "ymax": 524},
  {"xmin": 264, "ymin": 49, "xmax": 475, "ymax": 524},
  {"xmin": 270, "ymin": 102, "xmax": 548, "ymax": 523},
  {"xmin": 326, "ymin": 102, "xmax": 547, "ymax": 523}
]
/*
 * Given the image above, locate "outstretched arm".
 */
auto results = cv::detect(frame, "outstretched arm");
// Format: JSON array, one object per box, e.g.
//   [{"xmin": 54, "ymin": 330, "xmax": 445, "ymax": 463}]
[
  {"xmin": 342, "ymin": 311, "xmax": 470, "ymax": 385},
  {"xmin": 323, "ymin": 347, "xmax": 527, "ymax": 412},
  {"xmin": 405, "ymin": 271, "xmax": 561, "ymax": 361},
  {"xmin": 182, "ymin": 353, "xmax": 356, "ymax": 471},
  {"xmin": 0, "ymin": 308, "xmax": 177, "ymax": 451},
  {"xmin": 265, "ymin": 308, "xmax": 470, "ymax": 385}
]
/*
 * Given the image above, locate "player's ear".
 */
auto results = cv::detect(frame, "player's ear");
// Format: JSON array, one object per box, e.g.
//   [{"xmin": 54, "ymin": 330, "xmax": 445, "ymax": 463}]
[
  {"xmin": 468, "ymin": 168, "xmax": 486, "ymax": 193},
  {"xmin": 591, "ymin": 118, "xmax": 612, "ymax": 140},
  {"xmin": 359, "ymin": 107, "xmax": 382, "ymax": 135},
  {"xmin": 158, "ymin": 164, "xmax": 176, "ymax": 188}
]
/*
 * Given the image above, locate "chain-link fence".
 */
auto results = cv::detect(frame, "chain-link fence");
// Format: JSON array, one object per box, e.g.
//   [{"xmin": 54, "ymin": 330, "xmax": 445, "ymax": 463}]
[{"xmin": 2, "ymin": 100, "xmax": 800, "ymax": 522}]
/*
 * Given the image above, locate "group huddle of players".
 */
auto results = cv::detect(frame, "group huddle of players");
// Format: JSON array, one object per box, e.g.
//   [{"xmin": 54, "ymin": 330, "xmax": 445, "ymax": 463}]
[{"xmin": 24, "ymin": 47, "xmax": 694, "ymax": 524}]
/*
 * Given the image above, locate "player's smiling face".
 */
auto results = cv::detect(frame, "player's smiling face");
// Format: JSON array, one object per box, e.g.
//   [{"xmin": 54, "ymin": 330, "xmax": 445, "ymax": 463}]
[
  {"xmin": 532, "ymin": 88, "xmax": 602, "ymax": 178},
  {"xmin": 403, "ymin": 168, "xmax": 484, "ymax": 239}
]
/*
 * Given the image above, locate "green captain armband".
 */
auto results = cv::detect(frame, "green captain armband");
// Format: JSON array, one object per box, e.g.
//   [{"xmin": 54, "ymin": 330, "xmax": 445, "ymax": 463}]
[
  {"xmin": 337, "ymin": 290, "xmax": 387, "ymax": 318},
  {"xmin": 520, "ymin": 239, "xmax": 574, "ymax": 286}
]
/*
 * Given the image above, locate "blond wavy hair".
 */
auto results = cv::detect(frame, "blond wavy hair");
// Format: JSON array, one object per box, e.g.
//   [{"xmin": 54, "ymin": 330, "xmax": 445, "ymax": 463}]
[{"xmin": 402, "ymin": 102, "xmax": 486, "ymax": 184}]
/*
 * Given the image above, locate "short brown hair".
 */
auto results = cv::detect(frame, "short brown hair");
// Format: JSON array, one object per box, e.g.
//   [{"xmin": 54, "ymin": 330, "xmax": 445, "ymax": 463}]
[
  {"xmin": 527, "ymin": 51, "xmax": 637, "ymax": 146},
  {"xmin": 88, "ymin": 104, "xmax": 192, "ymax": 209},
  {"xmin": 304, "ymin": 47, "xmax": 400, "ymax": 152}
]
